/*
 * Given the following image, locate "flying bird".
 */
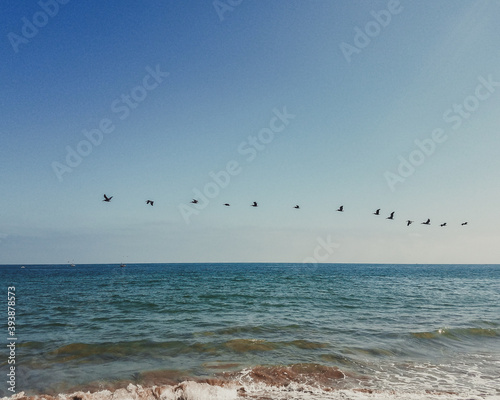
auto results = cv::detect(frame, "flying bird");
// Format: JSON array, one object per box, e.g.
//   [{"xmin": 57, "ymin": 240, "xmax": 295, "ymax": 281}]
[
  {"xmin": 251, "ymin": 201, "xmax": 258, "ymax": 207},
  {"xmin": 374, "ymin": 209, "xmax": 380, "ymax": 215},
  {"xmin": 406, "ymin": 220, "xmax": 413, "ymax": 226},
  {"xmin": 440, "ymin": 223, "xmax": 447, "ymax": 227},
  {"xmin": 103, "ymin": 194, "xmax": 113, "ymax": 202},
  {"xmin": 146, "ymin": 200, "xmax": 154, "ymax": 206},
  {"xmin": 191, "ymin": 199, "xmax": 198, "ymax": 204},
  {"xmin": 387, "ymin": 212, "xmax": 395, "ymax": 220},
  {"xmin": 224, "ymin": 203, "xmax": 230, "ymax": 206},
  {"xmin": 294, "ymin": 205, "xmax": 300, "ymax": 209},
  {"xmin": 337, "ymin": 205, "xmax": 344, "ymax": 212},
  {"xmin": 422, "ymin": 219, "xmax": 431, "ymax": 225},
  {"xmin": 461, "ymin": 222, "xmax": 468, "ymax": 226}
]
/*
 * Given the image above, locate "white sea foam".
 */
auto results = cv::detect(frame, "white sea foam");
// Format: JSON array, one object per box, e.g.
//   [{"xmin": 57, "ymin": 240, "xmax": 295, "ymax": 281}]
[
  {"xmin": 0, "ymin": 382, "xmax": 239, "ymax": 400},
  {"xmin": 2, "ymin": 380, "xmax": 500, "ymax": 400}
]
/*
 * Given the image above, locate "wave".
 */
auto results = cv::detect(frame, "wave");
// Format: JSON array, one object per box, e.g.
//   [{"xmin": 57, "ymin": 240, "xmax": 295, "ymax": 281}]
[
  {"xmin": 198, "ymin": 323, "xmax": 302, "ymax": 336},
  {"xmin": 225, "ymin": 363, "xmax": 352, "ymax": 387},
  {"xmin": 2, "ymin": 364, "xmax": 488, "ymax": 400},
  {"xmin": 38, "ymin": 338, "xmax": 333, "ymax": 365},
  {"xmin": 411, "ymin": 326, "xmax": 499, "ymax": 340}
]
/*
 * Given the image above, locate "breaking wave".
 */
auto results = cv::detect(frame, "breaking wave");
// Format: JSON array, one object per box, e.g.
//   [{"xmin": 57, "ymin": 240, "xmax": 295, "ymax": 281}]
[{"xmin": 4, "ymin": 362, "xmax": 498, "ymax": 400}]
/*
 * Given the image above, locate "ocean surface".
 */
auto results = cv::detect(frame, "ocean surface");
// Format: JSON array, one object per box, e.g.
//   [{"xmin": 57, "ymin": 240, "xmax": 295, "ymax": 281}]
[{"xmin": 1, "ymin": 263, "xmax": 499, "ymax": 400}]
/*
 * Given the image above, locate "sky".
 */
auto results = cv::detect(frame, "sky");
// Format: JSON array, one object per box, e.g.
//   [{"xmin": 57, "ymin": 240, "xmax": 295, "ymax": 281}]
[{"xmin": 1, "ymin": 0, "xmax": 500, "ymax": 264}]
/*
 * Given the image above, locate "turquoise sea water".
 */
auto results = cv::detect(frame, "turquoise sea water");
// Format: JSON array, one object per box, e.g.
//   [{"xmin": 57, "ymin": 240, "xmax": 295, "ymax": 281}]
[{"xmin": 1, "ymin": 263, "xmax": 499, "ymax": 399}]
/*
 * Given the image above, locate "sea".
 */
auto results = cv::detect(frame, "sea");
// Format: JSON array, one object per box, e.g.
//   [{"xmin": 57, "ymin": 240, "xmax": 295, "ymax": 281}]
[{"xmin": 0, "ymin": 263, "xmax": 499, "ymax": 400}]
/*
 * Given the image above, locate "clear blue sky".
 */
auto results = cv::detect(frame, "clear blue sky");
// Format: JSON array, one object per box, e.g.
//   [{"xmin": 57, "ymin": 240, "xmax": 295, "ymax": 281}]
[{"xmin": 1, "ymin": 0, "xmax": 499, "ymax": 264}]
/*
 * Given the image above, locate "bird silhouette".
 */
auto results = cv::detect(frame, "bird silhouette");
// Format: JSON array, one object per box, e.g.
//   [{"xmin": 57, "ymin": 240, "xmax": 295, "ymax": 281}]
[
  {"xmin": 146, "ymin": 200, "xmax": 154, "ymax": 206},
  {"xmin": 461, "ymin": 222, "xmax": 468, "ymax": 226},
  {"xmin": 251, "ymin": 201, "xmax": 258, "ymax": 207},
  {"xmin": 191, "ymin": 199, "xmax": 198, "ymax": 204},
  {"xmin": 406, "ymin": 220, "xmax": 413, "ymax": 226},
  {"xmin": 374, "ymin": 209, "xmax": 380, "ymax": 215},
  {"xmin": 440, "ymin": 223, "xmax": 447, "ymax": 227},
  {"xmin": 224, "ymin": 203, "xmax": 230, "ymax": 206},
  {"xmin": 387, "ymin": 212, "xmax": 395, "ymax": 220},
  {"xmin": 103, "ymin": 194, "xmax": 113, "ymax": 202},
  {"xmin": 337, "ymin": 205, "xmax": 344, "ymax": 212},
  {"xmin": 294, "ymin": 205, "xmax": 300, "ymax": 209},
  {"xmin": 422, "ymin": 219, "xmax": 431, "ymax": 225}
]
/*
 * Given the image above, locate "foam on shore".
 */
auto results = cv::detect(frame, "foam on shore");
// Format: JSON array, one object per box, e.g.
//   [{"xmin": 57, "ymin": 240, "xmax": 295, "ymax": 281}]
[{"xmin": 3, "ymin": 377, "xmax": 497, "ymax": 400}]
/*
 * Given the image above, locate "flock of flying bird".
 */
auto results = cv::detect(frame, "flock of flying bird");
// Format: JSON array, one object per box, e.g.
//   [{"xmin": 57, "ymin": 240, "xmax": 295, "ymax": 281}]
[{"xmin": 102, "ymin": 194, "xmax": 469, "ymax": 227}]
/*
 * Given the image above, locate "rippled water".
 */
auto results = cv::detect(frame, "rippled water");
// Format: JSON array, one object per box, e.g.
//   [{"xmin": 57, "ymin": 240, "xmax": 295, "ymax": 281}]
[{"xmin": 1, "ymin": 263, "xmax": 499, "ymax": 398}]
